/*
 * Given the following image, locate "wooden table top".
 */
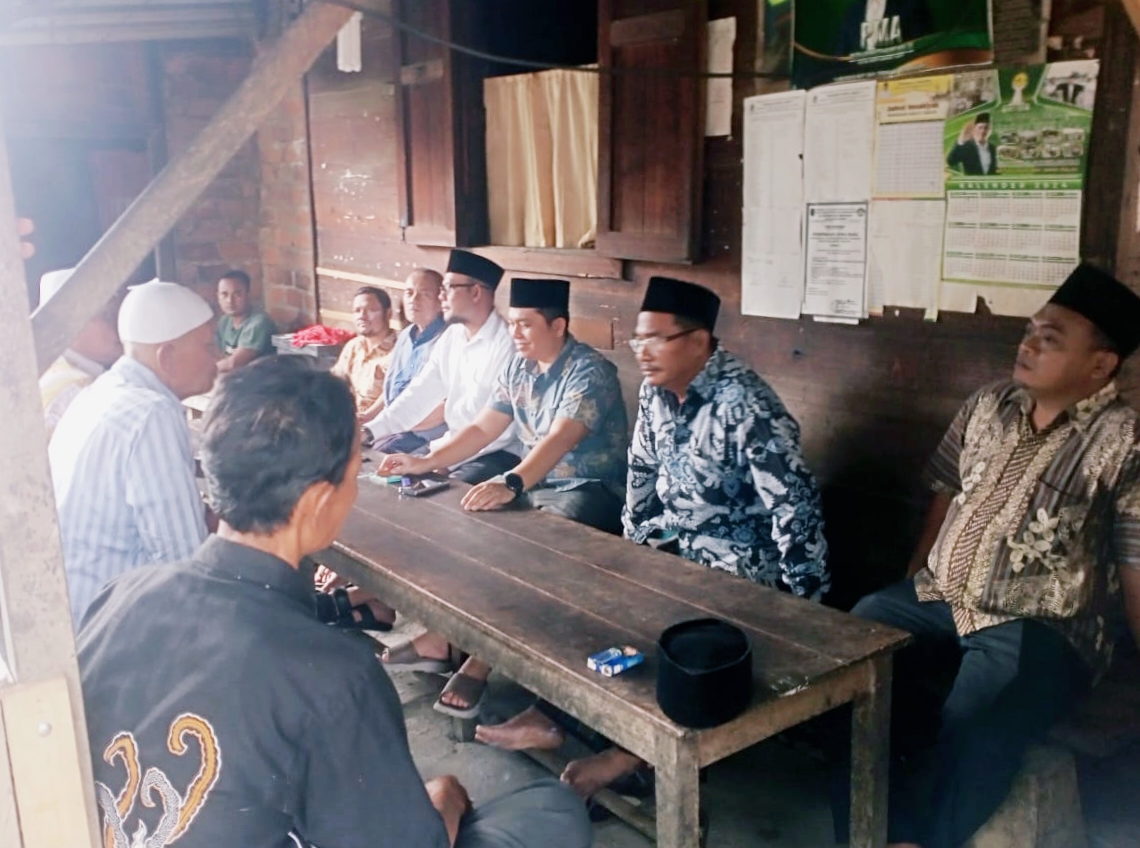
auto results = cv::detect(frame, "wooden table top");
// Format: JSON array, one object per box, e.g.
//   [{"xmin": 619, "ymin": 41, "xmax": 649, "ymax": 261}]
[{"xmin": 332, "ymin": 474, "xmax": 910, "ymax": 742}]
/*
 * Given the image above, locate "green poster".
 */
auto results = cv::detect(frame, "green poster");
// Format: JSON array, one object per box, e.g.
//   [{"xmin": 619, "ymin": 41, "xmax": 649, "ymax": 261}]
[
  {"xmin": 944, "ymin": 61, "xmax": 1097, "ymax": 192},
  {"xmin": 941, "ymin": 61, "xmax": 1098, "ymax": 290},
  {"xmin": 793, "ymin": 0, "xmax": 992, "ymax": 88}
]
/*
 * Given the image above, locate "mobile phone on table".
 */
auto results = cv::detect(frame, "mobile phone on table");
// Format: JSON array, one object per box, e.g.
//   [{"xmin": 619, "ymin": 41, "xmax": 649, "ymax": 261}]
[{"xmin": 397, "ymin": 478, "xmax": 451, "ymax": 498}]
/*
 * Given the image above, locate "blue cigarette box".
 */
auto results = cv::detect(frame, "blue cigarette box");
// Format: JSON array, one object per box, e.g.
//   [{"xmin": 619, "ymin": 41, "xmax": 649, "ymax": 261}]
[{"xmin": 587, "ymin": 646, "xmax": 645, "ymax": 677}]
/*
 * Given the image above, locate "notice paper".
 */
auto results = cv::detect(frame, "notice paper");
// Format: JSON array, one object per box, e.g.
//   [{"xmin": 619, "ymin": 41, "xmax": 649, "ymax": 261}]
[
  {"xmin": 741, "ymin": 90, "xmax": 807, "ymax": 319},
  {"xmin": 867, "ymin": 200, "xmax": 944, "ymax": 316},
  {"xmin": 804, "ymin": 80, "xmax": 877, "ymax": 204},
  {"xmin": 706, "ymin": 17, "xmax": 737, "ymax": 137},
  {"xmin": 873, "ymin": 75, "xmax": 952, "ymax": 198},
  {"xmin": 803, "ymin": 202, "xmax": 868, "ymax": 319}
]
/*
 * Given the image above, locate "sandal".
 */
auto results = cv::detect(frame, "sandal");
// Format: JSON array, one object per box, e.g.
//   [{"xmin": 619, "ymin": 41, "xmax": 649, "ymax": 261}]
[
  {"xmin": 314, "ymin": 588, "xmax": 394, "ymax": 632},
  {"xmin": 433, "ymin": 672, "xmax": 487, "ymax": 719},
  {"xmin": 381, "ymin": 640, "xmax": 452, "ymax": 674}
]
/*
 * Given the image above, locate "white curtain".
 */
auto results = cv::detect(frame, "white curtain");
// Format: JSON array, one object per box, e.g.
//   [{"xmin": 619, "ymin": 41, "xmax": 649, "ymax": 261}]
[{"xmin": 485, "ymin": 67, "xmax": 598, "ymax": 248}]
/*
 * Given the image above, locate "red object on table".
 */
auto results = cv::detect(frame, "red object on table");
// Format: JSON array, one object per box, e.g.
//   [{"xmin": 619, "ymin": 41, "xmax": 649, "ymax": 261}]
[{"xmin": 290, "ymin": 325, "xmax": 354, "ymax": 347}]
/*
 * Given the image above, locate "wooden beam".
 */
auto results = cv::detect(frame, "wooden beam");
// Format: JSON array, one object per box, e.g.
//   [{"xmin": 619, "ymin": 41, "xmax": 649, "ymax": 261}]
[
  {"xmin": 1125, "ymin": 0, "xmax": 1140, "ymax": 38},
  {"xmin": 0, "ymin": 110, "xmax": 101, "ymax": 846},
  {"xmin": 30, "ymin": 0, "xmax": 354, "ymax": 375}
]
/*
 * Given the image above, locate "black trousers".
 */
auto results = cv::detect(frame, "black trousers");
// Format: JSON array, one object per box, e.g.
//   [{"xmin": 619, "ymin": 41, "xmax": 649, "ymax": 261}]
[
  {"xmin": 449, "ymin": 450, "xmax": 521, "ymax": 485},
  {"xmin": 832, "ymin": 579, "xmax": 1091, "ymax": 848}
]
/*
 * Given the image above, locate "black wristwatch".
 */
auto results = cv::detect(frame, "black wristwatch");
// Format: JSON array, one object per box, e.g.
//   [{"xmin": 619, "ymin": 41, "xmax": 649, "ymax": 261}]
[{"xmin": 503, "ymin": 472, "xmax": 526, "ymax": 499}]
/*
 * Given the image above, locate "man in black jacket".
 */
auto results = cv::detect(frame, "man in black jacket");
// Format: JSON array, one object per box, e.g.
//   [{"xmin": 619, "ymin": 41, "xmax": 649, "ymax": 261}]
[{"xmin": 78, "ymin": 356, "xmax": 592, "ymax": 848}]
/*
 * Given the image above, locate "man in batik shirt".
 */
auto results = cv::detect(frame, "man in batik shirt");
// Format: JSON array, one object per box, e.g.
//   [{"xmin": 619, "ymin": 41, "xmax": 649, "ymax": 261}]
[
  {"xmin": 477, "ymin": 277, "xmax": 830, "ymax": 797},
  {"xmin": 623, "ymin": 276, "xmax": 829, "ymax": 599},
  {"xmin": 835, "ymin": 264, "xmax": 1140, "ymax": 848}
]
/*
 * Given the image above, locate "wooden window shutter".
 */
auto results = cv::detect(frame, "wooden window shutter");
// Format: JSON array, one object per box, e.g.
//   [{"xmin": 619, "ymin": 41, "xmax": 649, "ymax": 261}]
[
  {"xmin": 596, "ymin": 0, "xmax": 706, "ymax": 263},
  {"xmin": 394, "ymin": 0, "xmax": 488, "ymax": 247}
]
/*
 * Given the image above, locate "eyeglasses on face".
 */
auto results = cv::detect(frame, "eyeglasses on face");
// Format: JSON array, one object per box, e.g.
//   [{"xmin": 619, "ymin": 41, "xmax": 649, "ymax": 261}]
[
  {"xmin": 441, "ymin": 282, "xmax": 479, "ymax": 295},
  {"xmin": 627, "ymin": 328, "xmax": 698, "ymax": 355}
]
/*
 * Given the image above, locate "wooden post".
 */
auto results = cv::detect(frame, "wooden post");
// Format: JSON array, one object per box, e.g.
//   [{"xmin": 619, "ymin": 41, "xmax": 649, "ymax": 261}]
[
  {"xmin": 30, "ymin": 0, "xmax": 353, "ymax": 374},
  {"xmin": 654, "ymin": 733, "xmax": 702, "ymax": 848},
  {"xmin": 849, "ymin": 654, "xmax": 892, "ymax": 848},
  {"xmin": 0, "ymin": 109, "xmax": 101, "ymax": 845}
]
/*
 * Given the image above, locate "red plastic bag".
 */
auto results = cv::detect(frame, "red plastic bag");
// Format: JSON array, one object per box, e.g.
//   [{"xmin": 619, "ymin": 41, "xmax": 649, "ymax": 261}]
[{"xmin": 290, "ymin": 325, "xmax": 353, "ymax": 347}]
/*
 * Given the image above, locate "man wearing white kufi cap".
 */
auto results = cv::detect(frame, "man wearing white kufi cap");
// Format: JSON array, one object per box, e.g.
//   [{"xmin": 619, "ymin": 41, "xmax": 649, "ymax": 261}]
[
  {"xmin": 37, "ymin": 268, "xmax": 123, "ymax": 439},
  {"xmin": 51, "ymin": 279, "xmax": 218, "ymax": 626}
]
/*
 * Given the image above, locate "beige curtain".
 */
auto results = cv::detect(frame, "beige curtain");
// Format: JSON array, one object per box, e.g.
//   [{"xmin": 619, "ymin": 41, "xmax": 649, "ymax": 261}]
[{"xmin": 485, "ymin": 68, "xmax": 598, "ymax": 248}]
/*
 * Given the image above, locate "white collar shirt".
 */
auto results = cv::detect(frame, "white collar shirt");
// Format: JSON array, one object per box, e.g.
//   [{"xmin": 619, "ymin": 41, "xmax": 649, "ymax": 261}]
[{"xmin": 366, "ymin": 311, "xmax": 521, "ymax": 457}]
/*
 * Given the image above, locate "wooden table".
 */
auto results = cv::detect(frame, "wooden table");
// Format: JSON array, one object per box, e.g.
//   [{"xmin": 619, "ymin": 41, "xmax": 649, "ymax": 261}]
[{"xmin": 321, "ymin": 476, "xmax": 910, "ymax": 848}]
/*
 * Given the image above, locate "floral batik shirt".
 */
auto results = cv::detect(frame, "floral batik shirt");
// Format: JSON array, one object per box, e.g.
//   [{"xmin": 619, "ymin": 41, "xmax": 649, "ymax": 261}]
[
  {"xmin": 622, "ymin": 346, "xmax": 829, "ymax": 600},
  {"xmin": 916, "ymin": 380, "xmax": 1140, "ymax": 674}
]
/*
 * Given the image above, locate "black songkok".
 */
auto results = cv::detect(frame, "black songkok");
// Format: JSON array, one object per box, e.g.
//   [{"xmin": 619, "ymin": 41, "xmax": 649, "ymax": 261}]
[
  {"xmin": 445, "ymin": 250, "xmax": 504, "ymax": 290},
  {"xmin": 640, "ymin": 277, "xmax": 721, "ymax": 331},
  {"xmin": 1048, "ymin": 264, "xmax": 1140, "ymax": 358},
  {"xmin": 509, "ymin": 278, "xmax": 570, "ymax": 312}
]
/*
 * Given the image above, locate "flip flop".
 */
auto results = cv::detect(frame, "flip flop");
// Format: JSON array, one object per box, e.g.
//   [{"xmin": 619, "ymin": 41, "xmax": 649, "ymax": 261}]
[
  {"xmin": 316, "ymin": 588, "xmax": 394, "ymax": 632},
  {"xmin": 432, "ymin": 672, "xmax": 487, "ymax": 720},
  {"xmin": 381, "ymin": 641, "xmax": 452, "ymax": 674}
]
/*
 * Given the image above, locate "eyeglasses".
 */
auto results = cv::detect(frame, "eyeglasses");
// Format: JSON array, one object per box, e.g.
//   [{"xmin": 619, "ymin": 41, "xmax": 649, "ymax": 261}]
[
  {"xmin": 441, "ymin": 282, "xmax": 478, "ymax": 295},
  {"xmin": 627, "ymin": 328, "xmax": 698, "ymax": 355}
]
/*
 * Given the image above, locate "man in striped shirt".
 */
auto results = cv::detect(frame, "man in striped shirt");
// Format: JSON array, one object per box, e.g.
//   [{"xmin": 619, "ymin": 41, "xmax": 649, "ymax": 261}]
[{"xmin": 50, "ymin": 280, "xmax": 218, "ymax": 627}]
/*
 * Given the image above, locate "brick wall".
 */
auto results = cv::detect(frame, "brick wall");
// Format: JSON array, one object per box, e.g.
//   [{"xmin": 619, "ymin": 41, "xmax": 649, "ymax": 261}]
[
  {"xmin": 257, "ymin": 78, "xmax": 318, "ymax": 331},
  {"xmin": 160, "ymin": 40, "xmax": 263, "ymax": 306}
]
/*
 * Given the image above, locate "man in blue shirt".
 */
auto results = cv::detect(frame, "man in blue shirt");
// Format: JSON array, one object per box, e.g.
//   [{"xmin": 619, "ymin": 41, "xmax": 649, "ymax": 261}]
[
  {"xmin": 379, "ymin": 277, "xmax": 628, "ymax": 715},
  {"xmin": 51, "ymin": 280, "xmax": 218, "ymax": 625},
  {"xmin": 373, "ymin": 268, "xmax": 449, "ymax": 453}
]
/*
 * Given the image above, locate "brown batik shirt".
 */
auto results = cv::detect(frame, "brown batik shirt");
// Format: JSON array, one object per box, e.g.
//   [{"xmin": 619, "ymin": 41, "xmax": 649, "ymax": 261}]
[{"xmin": 915, "ymin": 380, "xmax": 1140, "ymax": 674}]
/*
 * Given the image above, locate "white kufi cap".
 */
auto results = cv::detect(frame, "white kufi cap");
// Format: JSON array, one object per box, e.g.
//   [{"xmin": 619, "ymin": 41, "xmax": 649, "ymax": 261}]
[
  {"xmin": 39, "ymin": 268, "xmax": 76, "ymax": 304},
  {"xmin": 118, "ymin": 279, "xmax": 214, "ymax": 344}
]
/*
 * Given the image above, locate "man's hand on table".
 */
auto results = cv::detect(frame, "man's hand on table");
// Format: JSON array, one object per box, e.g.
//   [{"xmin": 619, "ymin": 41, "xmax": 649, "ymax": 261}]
[
  {"xmin": 424, "ymin": 775, "xmax": 472, "ymax": 847},
  {"xmin": 378, "ymin": 453, "xmax": 433, "ymax": 476},
  {"xmin": 461, "ymin": 480, "xmax": 516, "ymax": 512}
]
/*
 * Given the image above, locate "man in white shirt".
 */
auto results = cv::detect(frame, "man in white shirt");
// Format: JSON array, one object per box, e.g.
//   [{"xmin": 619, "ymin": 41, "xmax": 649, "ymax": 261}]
[
  {"xmin": 51, "ymin": 280, "xmax": 218, "ymax": 626},
  {"xmin": 365, "ymin": 249, "xmax": 521, "ymax": 484},
  {"xmin": 37, "ymin": 268, "xmax": 123, "ymax": 439}
]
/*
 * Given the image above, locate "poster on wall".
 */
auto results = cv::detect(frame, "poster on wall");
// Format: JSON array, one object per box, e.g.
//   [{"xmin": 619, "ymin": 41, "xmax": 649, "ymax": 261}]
[
  {"xmin": 873, "ymin": 74, "xmax": 953, "ymax": 198},
  {"xmin": 941, "ymin": 60, "xmax": 1097, "ymax": 311},
  {"xmin": 792, "ymin": 0, "xmax": 993, "ymax": 88}
]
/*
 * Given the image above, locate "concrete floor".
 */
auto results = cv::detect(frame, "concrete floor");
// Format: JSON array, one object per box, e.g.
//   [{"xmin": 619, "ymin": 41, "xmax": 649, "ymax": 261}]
[
  {"xmin": 377, "ymin": 620, "xmax": 847, "ymax": 848},
  {"xmin": 376, "ymin": 622, "xmax": 1140, "ymax": 848}
]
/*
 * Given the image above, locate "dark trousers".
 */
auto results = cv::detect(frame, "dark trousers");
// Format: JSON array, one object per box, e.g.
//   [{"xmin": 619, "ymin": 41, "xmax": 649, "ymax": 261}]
[
  {"xmin": 449, "ymin": 451, "xmax": 521, "ymax": 485},
  {"xmin": 831, "ymin": 580, "xmax": 1091, "ymax": 848},
  {"xmin": 528, "ymin": 482, "xmax": 624, "ymax": 536}
]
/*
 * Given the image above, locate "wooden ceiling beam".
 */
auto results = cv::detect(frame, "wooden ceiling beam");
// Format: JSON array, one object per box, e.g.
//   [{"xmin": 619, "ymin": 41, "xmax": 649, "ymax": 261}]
[
  {"xmin": 29, "ymin": 1, "xmax": 354, "ymax": 374},
  {"xmin": 1125, "ymin": 0, "xmax": 1140, "ymax": 38}
]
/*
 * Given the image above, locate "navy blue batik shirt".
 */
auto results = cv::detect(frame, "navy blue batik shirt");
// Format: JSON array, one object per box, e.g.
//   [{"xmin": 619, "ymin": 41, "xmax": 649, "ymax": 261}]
[{"xmin": 622, "ymin": 346, "xmax": 830, "ymax": 600}]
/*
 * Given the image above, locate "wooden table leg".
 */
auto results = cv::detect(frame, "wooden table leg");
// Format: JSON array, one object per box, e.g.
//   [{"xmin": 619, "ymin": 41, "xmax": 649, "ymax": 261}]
[
  {"xmin": 655, "ymin": 732, "xmax": 701, "ymax": 848},
  {"xmin": 850, "ymin": 654, "xmax": 892, "ymax": 848}
]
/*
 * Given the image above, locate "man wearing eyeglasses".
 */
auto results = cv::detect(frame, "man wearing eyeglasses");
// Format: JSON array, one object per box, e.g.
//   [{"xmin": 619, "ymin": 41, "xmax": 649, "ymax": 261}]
[
  {"xmin": 623, "ymin": 276, "xmax": 830, "ymax": 600},
  {"xmin": 364, "ymin": 250, "xmax": 522, "ymax": 484}
]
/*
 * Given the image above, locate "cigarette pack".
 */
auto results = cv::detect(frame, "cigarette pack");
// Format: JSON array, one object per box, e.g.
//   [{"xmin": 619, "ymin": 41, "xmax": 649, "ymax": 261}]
[{"xmin": 587, "ymin": 646, "xmax": 645, "ymax": 677}]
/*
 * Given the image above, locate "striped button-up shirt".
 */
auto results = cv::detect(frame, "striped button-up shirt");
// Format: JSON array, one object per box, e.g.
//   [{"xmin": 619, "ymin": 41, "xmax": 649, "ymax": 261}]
[
  {"xmin": 917, "ymin": 380, "xmax": 1140, "ymax": 673},
  {"xmin": 50, "ymin": 356, "xmax": 207, "ymax": 626}
]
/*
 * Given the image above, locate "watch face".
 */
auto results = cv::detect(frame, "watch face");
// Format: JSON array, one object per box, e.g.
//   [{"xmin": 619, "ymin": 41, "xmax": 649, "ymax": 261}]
[{"xmin": 504, "ymin": 473, "xmax": 524, "ymax": 494}]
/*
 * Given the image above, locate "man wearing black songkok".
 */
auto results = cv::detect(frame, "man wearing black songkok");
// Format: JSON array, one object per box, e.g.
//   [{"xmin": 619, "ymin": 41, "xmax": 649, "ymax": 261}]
[{"xmin": 834, "ymin": 264, "xmax": 1140, "ymax": 848}]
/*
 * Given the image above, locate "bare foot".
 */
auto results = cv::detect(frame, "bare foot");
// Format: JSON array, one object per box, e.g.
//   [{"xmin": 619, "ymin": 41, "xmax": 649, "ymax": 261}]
[
  {"xmin": 560, "ymin": 748, "xmax": 644, "ymax": 798},
  {"xmin": 345, "ymin": 588, "xmax": 395, "ymax": 626},
  {"xmin": 474, "ymin": 706, "xmax": 565, "ymax": 751},
  {"xmin": 380, "ymin": 631, "xmax": 450, "ymax": 664},
  {"xmin": 439, "ymin": 658, "xmax": 491, "ymax": 710}
]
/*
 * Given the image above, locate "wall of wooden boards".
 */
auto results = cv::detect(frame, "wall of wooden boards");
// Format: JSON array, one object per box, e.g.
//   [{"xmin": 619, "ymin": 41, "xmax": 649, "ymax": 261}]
[{"xmin": 306, "ymin": 2, "xmax": 1140, "ymax": 606}]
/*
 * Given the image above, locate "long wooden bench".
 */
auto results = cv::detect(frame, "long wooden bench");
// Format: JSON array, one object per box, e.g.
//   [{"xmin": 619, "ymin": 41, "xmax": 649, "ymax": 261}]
[{"xmin": 320, "ymin": 473, "xmax": 910, "ymax": 848}]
